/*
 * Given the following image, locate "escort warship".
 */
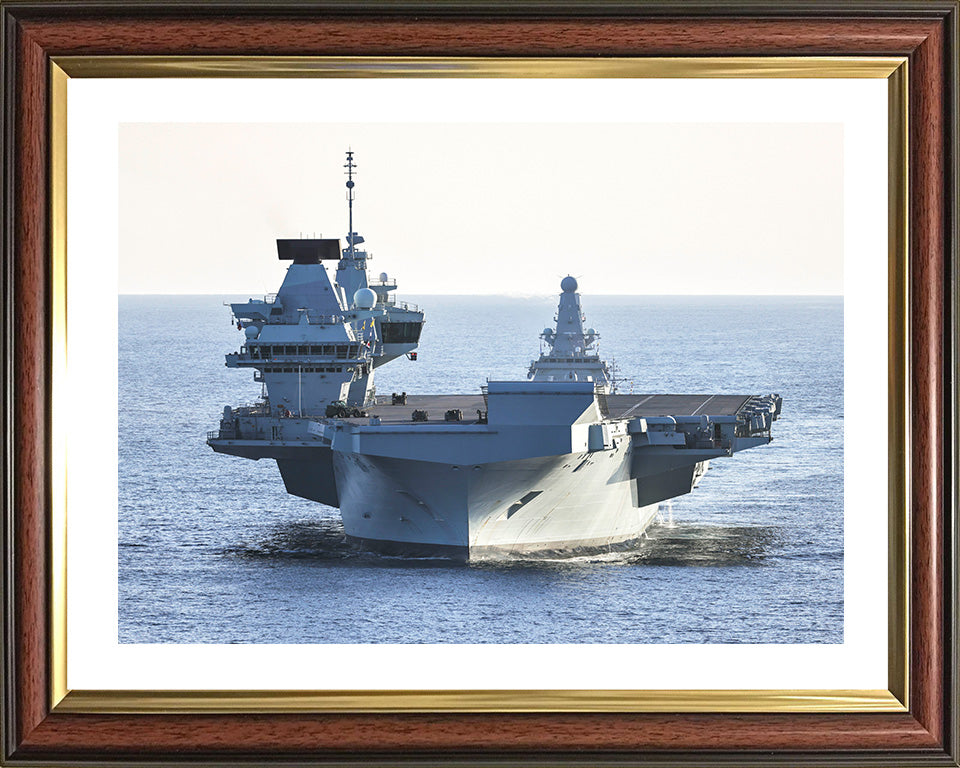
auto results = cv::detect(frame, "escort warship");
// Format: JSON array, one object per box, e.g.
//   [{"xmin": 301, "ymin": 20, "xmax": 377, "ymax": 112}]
[{"xmin": 208, "ymin": 151, "xmax": 783, "ymax": 560}]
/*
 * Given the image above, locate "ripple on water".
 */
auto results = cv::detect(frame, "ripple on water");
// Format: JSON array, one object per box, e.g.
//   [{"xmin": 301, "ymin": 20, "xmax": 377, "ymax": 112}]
[{"xmin": 219, "ymin": 517, "xmax": 784, "ymax": 570}]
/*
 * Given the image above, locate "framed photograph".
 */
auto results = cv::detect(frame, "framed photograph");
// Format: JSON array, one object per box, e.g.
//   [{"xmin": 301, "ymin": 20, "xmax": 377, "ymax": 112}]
[{"xmin": 2, "ymin": 2, "xmax": 957, "ymax": 765}]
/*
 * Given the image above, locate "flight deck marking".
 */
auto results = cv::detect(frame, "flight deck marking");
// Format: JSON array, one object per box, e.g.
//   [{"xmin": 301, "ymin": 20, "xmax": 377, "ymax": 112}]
[
  {"xmin": 690, "ymin": 394, "xmax": 717, "ymax": 416},
  {"xmin": 618, "ymin": 394, "xmax": 657, "ymax": 418}
]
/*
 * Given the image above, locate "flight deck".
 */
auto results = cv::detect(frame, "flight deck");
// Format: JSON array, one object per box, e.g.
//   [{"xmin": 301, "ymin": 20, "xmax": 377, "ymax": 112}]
[{"xmin": 339, "ymin": 393, "xmax": 756, "ymax": 425}]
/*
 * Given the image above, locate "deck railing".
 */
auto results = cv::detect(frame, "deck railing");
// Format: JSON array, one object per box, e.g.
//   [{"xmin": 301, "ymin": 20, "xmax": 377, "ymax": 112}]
[{"xmin": 383, "ymin": 296, "xmax": 420, "ymax": 312}]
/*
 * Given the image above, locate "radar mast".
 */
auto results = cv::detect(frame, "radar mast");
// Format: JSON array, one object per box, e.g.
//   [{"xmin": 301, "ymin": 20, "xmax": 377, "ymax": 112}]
[{"xmin": 345, "ymin": 149, "xmax": 357, "ymax": 259}]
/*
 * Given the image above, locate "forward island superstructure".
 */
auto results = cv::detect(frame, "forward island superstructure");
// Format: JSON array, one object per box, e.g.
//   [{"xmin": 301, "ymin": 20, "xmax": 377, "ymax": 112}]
[
  {"xmin": 223, "ymin": 150, "xmax": 423, "ymax": 417},
  {"xmin": 208, "ymin": 151, "xmax": 782, "ymax": 560}
]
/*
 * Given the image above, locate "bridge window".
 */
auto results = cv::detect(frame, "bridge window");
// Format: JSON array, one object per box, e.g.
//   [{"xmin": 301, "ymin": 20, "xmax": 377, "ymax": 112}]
[
  {"xmin": 381, "ymin": 321, "xmax": 423, "ymax": 344},
  {"xmin": 310, "ymin": 345, "xmax": 322, "ymax": 355}
]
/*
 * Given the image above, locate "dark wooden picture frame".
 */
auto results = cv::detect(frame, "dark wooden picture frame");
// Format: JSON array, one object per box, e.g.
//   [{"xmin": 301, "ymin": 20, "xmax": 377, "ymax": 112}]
[{"xmin": 2, "ymin": 2, "xmax": 957, "ymax": 765}]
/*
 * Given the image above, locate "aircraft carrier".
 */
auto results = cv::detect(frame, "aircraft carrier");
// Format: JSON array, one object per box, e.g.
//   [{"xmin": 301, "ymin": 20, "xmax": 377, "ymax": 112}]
[{"xmin": 207, "ymin": 151, "xmax": 782, "ymax": 560}]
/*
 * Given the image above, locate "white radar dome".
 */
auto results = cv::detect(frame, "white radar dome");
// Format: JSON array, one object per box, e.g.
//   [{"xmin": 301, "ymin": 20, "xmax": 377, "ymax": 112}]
[
  {"xmin": 244, "ymin": 325, "xmax": 259, "ymax": 339},
  {"xmin": 379, "ymin": 272, "xmax": 388, "ymax": 282},
  {"xmin": 560, "ymin": 275, "xmax": 578, "ymax": 293},
  {"xmin": 353, "ymin": 287, "xmax": 377, "ymax": 309}
]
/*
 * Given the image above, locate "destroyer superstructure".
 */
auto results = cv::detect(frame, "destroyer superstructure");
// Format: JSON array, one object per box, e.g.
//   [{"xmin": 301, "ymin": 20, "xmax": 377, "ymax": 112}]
[
  {"xmin": 209, "ymin": 153, "xmax": 782, "ymax": 560},
  {"xmin": 528, "ymin": 275, "xmax": 612, "ymax": 391}
]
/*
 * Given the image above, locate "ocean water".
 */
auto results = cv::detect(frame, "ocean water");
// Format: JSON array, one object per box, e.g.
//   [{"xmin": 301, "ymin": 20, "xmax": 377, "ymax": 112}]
[{"xmin": 119, "ymin": 294, "xmax": 843, "ymax": 644}]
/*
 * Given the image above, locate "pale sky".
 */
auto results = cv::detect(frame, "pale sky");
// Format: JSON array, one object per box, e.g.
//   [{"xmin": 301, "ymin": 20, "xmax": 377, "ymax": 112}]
[{"xmin": 119, "ymin": 122, "xmax": 843, "ymax": 295}]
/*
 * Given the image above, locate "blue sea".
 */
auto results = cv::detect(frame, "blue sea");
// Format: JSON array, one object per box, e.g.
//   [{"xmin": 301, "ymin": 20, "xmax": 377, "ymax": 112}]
[{"xmin": 119, "ymin": 294, "xmax": 843, "ymax": 644}]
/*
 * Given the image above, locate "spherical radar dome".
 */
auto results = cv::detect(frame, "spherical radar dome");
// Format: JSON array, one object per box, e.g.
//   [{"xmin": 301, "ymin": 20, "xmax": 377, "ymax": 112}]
[
  {"xmin": 244, "ymin": 325, "xmax": 260, "ymax": 340},
  {"xmin": 560, "ymin": 275, "xmax": 578, "ymax": 293},
  {"xmin": 354, "ymin": 287, "xmax": 377, "ymax": 309}
]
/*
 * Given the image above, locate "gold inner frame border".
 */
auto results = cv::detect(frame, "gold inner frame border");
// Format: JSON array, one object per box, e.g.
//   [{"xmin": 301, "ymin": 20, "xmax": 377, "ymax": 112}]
[{"xmin": 48, "ymin": 55, "xmax": 909, "ymax": 714}]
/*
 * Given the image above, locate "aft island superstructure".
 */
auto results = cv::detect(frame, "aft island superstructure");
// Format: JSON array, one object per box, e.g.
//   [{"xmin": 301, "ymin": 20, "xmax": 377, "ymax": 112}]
[{"xmin": 208, "ymin": 151, "xmax": 782, "ymax": 560}]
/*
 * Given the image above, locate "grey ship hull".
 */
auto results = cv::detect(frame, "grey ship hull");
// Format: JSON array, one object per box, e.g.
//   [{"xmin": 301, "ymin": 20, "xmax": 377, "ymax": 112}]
[
  {"xmin": 335, "ymin": 448, "xmax": 665, "ymax": 559},
  {"xmin": 210, "ymin": 388, "xmax": 777, "ymax": 561}
]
